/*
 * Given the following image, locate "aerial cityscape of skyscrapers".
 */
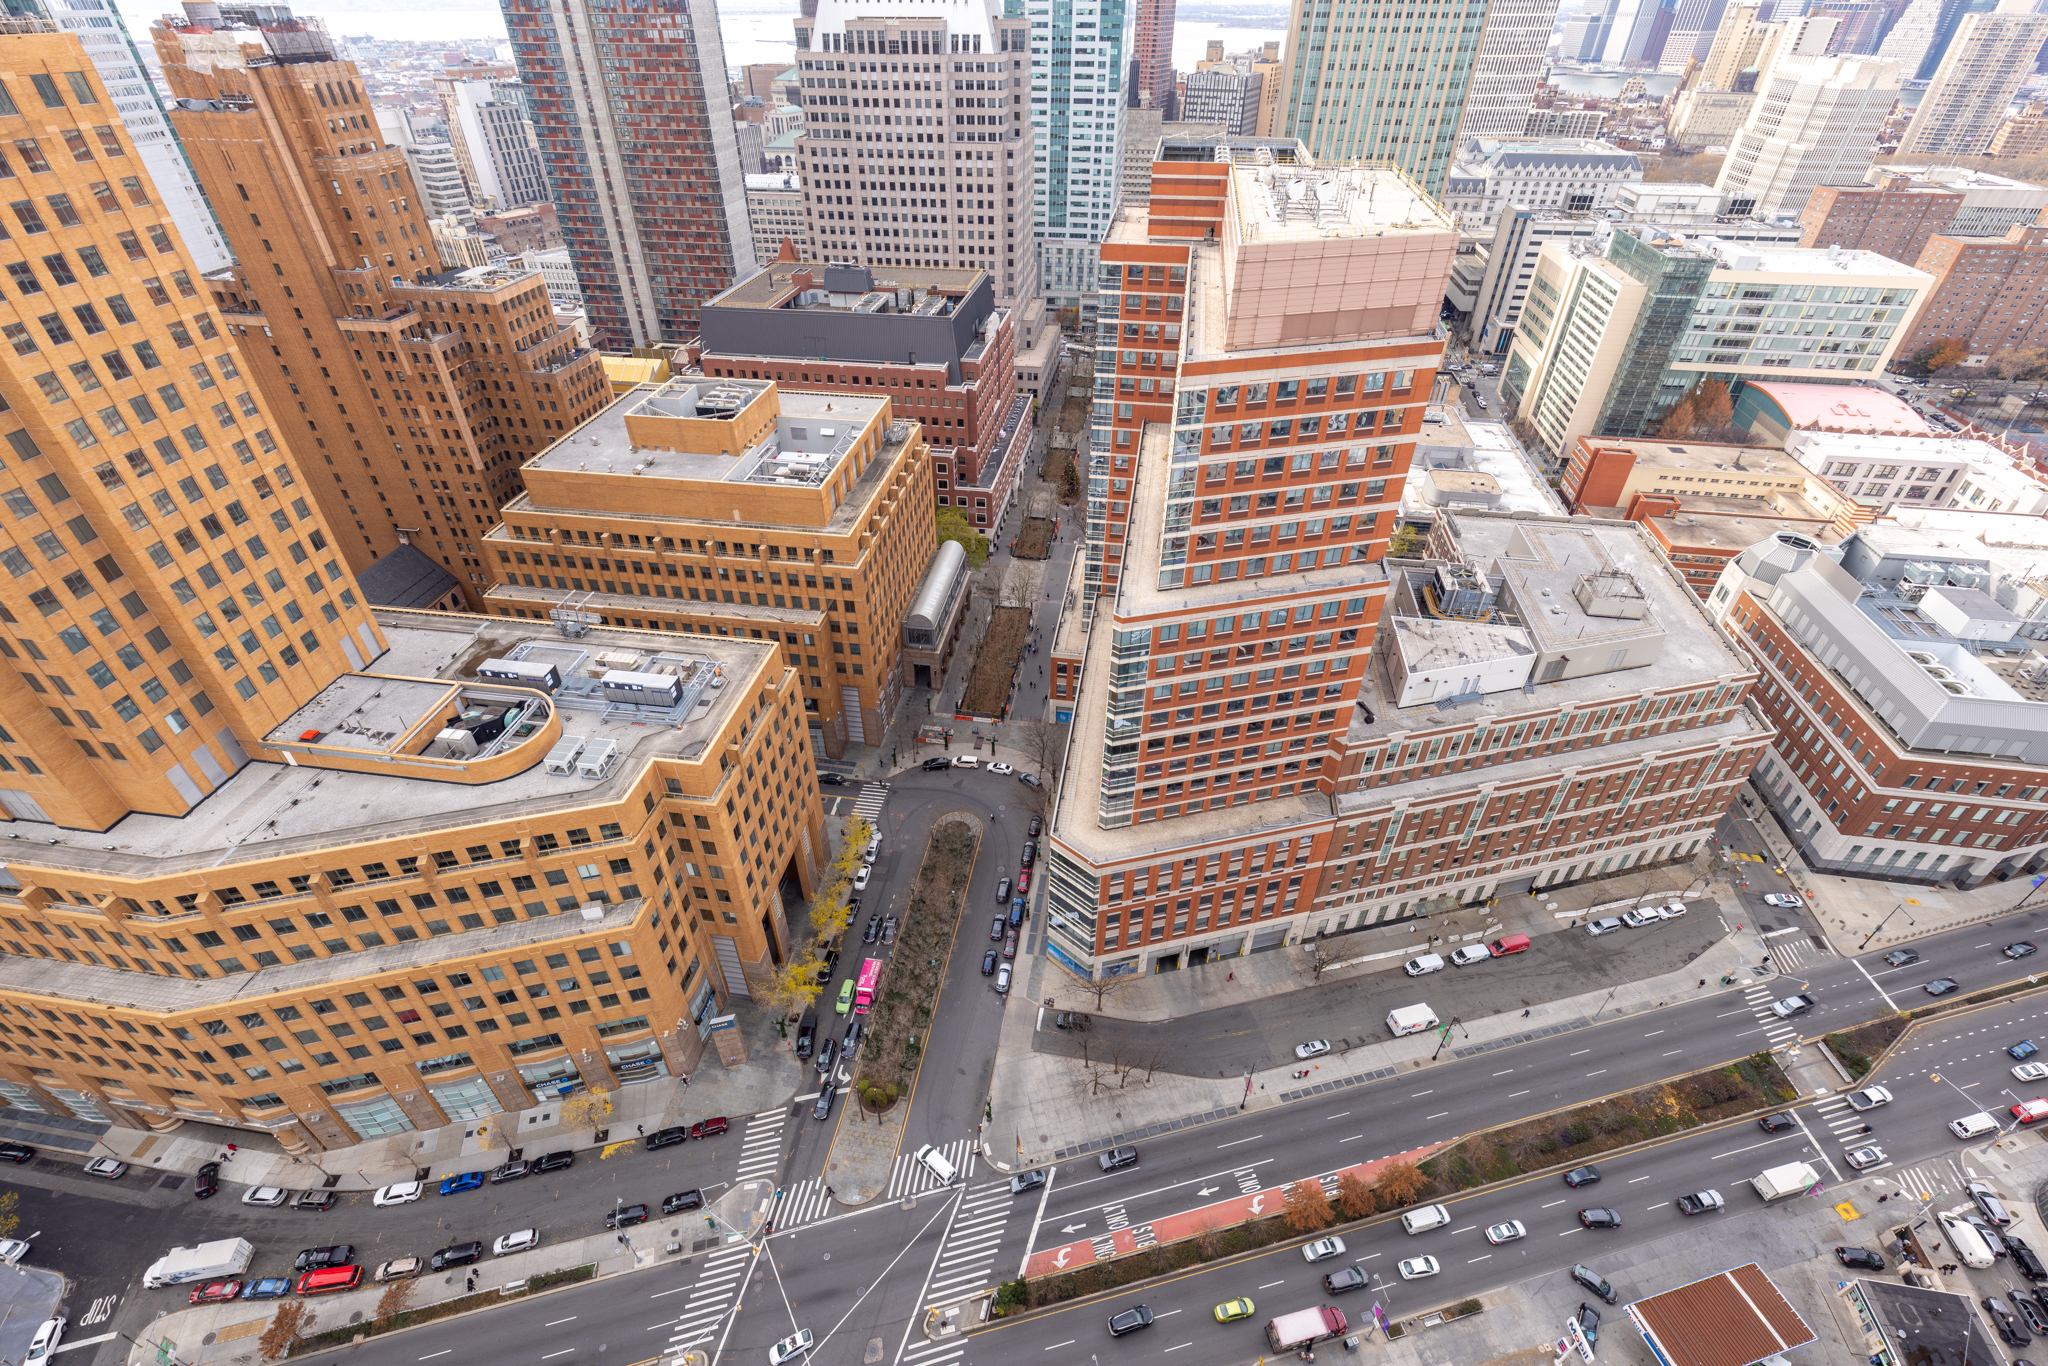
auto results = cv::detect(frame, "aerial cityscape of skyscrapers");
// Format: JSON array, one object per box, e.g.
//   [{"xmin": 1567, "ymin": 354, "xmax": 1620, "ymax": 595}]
[{"xmin": 13, "ymin": 0, "xmax": 2048, "ymax": 1356}]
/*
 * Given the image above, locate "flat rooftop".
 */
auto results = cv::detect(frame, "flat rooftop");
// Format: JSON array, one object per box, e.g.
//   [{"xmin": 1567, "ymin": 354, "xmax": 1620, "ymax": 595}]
[
  {"xmin": 1786, "ymin": 429, "xmax": 2009, "ymax": 464},
  {"xmin": 526, "ymin": 381, "xmax": 886, "ymax": 489},
  {"xmin": 1351, "ymin": 512, "xmax": 1755, "ymax": 742},
  {"xmin": 1598, "ymin": 438, "xmax": 1809, "ymax": 480},
  {"xmin": 710, "ymin": 261, "xmax": 985, "ymax": 313},
  {"xmin": 1706, "ymin": 242, "xmax": 1929, "ymax": 277},
  {"xmin": 0, "ymin": 611, "xmax": 775, "ymax": 878},
  {"xmin": 1230, "ymin": 162, "xmax": 1452, "ymax": 243}
]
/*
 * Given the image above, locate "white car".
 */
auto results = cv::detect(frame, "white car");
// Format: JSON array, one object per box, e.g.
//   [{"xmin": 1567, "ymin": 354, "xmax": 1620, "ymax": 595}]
[
  {"xmin": 2014, "ymin": 1062, "xmax": 2048, "ymax": 1082},
  {"xmin": 1302, "ymin": 1236, "xmax": 1347, "ymax": 1262},
  {"xmin": 1762, "ymin": 893, "xmax": 1804, "ymax": 908},
  {"xmin": 1619, "ymin": 908, "xmax": 1659, "ymax": 928},
  {"xmin": 492, "ymin": 1228, "xmax": 541, "ymax": 1257},
  {"xmin": 1295, "ymin": 1040, "xmax": 1331, "ymax": 1059},
  {"xmin": 82, "ymin": 1157, "xmax": 126, "ymax": 1179},
  {"xmin": 988, "ymin": 762, "xmax": 1015, "ymax": 775},
  {"xmin": 23, "ymin": 1318, "xmax": 63, "ymax": 1366},
  {"xmin": 1659, "ymin": 901, "xmax": 1688, "ymax": 919},
  {"xmin": 1450, "ymin": 943, "xmax": 1492, "ymax": 966},
  {"xmin": 1846, "ymin": 1086, "xmax": 1892, "ymax": 1111},
  {"xmin": 241, "ymin": 1186, "xmax": 288, "ymax": 1207},
  {"xmin": 1484, "ymin": 1220, "xmax": 1526, "ymax": 1244},
  {"xmin": 374, "ymin": 1180, "xmax": 425, "ymax": 1206},
  {"xmin": 768, "ymin": 1330, "xmax": 814, "ymax": 1366},
  {"xmin": 853, "ymin": 865, "xmax": 871, "ymax": 891},
  {"xmin": 0, "ymin": 1238, "xmax": 28, "ymax": 1264},
  {"xmin": 1397, "ymin": 1256, "xmax": 1440, "ymax": 1280},
  {"xmin": 952, "ymin": 754, "xmax": 980, "ymax": 768},
  {"xmin": 1846, "ymin": 1145, "xmax": 1887, "ymax": 1171}
]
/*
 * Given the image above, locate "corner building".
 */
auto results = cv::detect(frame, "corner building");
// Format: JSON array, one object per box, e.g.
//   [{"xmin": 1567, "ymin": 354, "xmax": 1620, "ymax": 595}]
[
  {"xmin": 1719, "ymin": 524, "xmax": 2048, "ymax": 886},
  {"xmin": 0, "ymin": 610, "xmax": 825, "ymax": 1150},
  {"xmin": 479, "ymin": 377, "xmax": 937, "ymax": 760},
  {"xmin": 1042, "ymin": 140, "xmax": 1770, "ymax": 976},
  {"xmin": 152, "ymin": 17, "xmax": 613, "ymax": 608}
]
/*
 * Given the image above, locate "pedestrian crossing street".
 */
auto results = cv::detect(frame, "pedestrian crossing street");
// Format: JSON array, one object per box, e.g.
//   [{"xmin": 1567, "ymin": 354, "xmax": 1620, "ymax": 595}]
[
  {"xmin": 656, "ymin": 1239, "xmax": 756, "ymax": 1363},
  {"xmin": 735, "ymin": 1109, "xmax": 787, "ymax": 1185},
  {"xmin": 1811, "ymin": 1090, "xmax": 1883, "ymax": 1156},
  {"xmin": 1881, "ymin": 1154, "xmax": 1974, "ymax": 1204},
  {"xmin": 888, "ymin": 1137, "xmax": 977, "ymax": 1201},
  {"xmin": 851, "ymin": 782, "xmax": 887, "ymax": 827},
  {"xmin": 777, "ymin": 1176, "xmax": 834, "ymax": 1228},
  {"xmin": 924, "ymin": 1171, "xmax": 1019, "ymax": 1303}
]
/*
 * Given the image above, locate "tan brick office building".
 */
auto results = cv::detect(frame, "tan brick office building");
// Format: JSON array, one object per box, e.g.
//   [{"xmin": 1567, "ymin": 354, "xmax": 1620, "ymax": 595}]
[
  {"xmin": 0, "ymin": 27, "xmax": 827, "ymax": 1151},
  {"xmin": 154, "ymin": 15, "xmax": 611, "ymax": 609},
  {"xmin": 479, "ymin": 378, "xmax": 938, "ymax": 759}
]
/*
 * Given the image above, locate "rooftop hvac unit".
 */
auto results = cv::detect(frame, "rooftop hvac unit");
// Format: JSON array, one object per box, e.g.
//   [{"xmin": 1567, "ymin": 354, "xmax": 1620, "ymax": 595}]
[
  {"xmin": 577, "ymin": 737, "xmax": 619, "ymax": 779},
  {"xmin": 544, "ymin": 735, "xmax": 587, "ymax": 775},
  {"xmin": 595, "ymin": 650, "xmax": 642, "ymax": 671},
  {"xmin": 432, "ymin": 728, "xmax": 479, "ymax": 759}
]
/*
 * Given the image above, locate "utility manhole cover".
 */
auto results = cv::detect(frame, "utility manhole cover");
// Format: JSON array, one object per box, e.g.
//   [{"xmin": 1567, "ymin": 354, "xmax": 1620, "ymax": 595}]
[{"xmin": 865, "ymin": 1339, "xmax": 884, "ymax": 1364}]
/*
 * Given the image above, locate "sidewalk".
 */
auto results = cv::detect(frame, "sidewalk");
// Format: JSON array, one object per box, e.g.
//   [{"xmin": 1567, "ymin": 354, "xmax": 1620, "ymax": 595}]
[
  {"xmin": 125, "ymin": 1180, "xmax": 776, "ymax": 1366},
  {"xmin": 92, "ymin": 1004, "xmax": 809, "ymax": 1193},
  {"xmin": 986, "ymin": 902, "xmax": 1766, "ymax": 1176}
]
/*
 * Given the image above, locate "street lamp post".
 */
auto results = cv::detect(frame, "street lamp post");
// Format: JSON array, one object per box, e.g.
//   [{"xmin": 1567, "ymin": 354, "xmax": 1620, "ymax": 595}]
[{"xmin": 1858, "ymin": 901, "xmax": 1919, "ymax": 952}]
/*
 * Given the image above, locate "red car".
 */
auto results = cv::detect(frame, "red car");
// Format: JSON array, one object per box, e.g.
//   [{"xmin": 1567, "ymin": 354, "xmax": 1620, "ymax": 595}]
[
  {"xmin": 691, "ymin": 1117, "xmax": 729, "ymax": 1139},
  {"xmin": 189, "ymin": 1280, "xmax": 243, "ymax": 1304},
  {"xmin": 1016, "ymin": 869, "xmax": 1031, "ymax": 893}
]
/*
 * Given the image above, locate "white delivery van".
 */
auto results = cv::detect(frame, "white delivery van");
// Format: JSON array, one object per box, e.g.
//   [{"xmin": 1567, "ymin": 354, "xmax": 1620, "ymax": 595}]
[
  {"xmin": 1403, "ymin": 954, "xmax": 1446, "ymax": 976},
  {"xmin": 1950, "ymin": 1111, "xmax": 1999, "ymax": 1140},
  {"xmin": 1400, "ymin": 1204, "xmax": 1452, "ymax": 1234},
  {"xmin": 914, "ymin": 1143, "xmax": 957, "ymax": 1186},
  {"xmin": 1939, "ymin": 1212, "xmax": 1997, "ymax": 1269},
  {"xmin": 1387, "ymin": 1004, "xmax": 1439, "ymax": 1036}
]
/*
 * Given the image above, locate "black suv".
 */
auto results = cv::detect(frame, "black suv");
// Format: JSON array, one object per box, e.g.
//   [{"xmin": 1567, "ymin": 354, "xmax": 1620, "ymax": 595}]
[
  {"xmin": 1107, "ymin": 1306, "xmax": 1153, "ymax": 1337},
  {"xmin": 1572, "ymin": 1264, "xmax": 1618, "ymax": 1304},
  {"xmin": 644, "ymin": 1127, "xmax": 689, "ymax": 1151},
  {"xmin": 293, "ymin": 1245, "xmax": 355, "ymax": 1271},
  {"xmin": 431, "ymin": 1242, "xmax": 484, "ymax": 1271},
  {"xmin": 606, "ymin": 1204, "xmax": 650, "ymax": 1229},
  {"xmin": 1984, "ymin": 1297, "xmax": 2032, "ymax": 1347},
  {"xmin": 193, "ymin": 1161, "xmax": 220, "ymax": 1199},
  {"xmin": 864, "ymin": 915, "xmax": 882, "ymax": 944},
  {"xmin": 0, "ymin": 1142, "xmax": 33, "ymax": 1163},
  {"xmin": 2010, "ymin": 1233, "xmax": 2048, "ymax": 1282},
  {"xmin": 1757, "ymin": 1112, "xmax": 1796, "ymax": 1133},
  {"xmin": 922, "ymin": 756, "xmax": 952, "ymax": 771},
  {"xmin": 662, "ymin": 1189, "xmax": 704, "ymax": 1214},
  {"xmin": 1882, "ymin": 947, "xmax": 1921, "ymax": 967},
  {"xmin": 795, "ymin": 1013, "xmax": 817, "ymax": 1060},
  {"xmin": 1323, "ymin": 1267, "xmax": 1367, "ymax": 1293},
  {"xmin": 1563, "ymin": 1166, "xmax": 1601, "ymax": 1187},
  {"xmin": 1834, "ymin": 1247, "xmax": 1885, "ymax": 1270},
  {"xmin": 533, "ymin": 1151, "xmax": 574, "ymax": 1174}
]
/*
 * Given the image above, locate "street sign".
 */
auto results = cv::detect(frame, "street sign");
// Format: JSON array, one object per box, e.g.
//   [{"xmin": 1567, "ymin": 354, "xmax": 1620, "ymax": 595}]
[
  {"xmin": 1563, "ymin": 1315, "xmax": 1595, "ymax": 1362},
  {"xmin": 157, "ymin": 1341, "xmax": 176, "ymax": 1366}
]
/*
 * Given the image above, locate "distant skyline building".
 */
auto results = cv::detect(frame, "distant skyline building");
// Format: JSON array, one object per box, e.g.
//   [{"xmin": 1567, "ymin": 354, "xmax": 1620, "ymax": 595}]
[
  {"xmin": 1131, "ymin": 0, "xmax": 1175, "ymax": 116},
  {"xmin": 1659, "ymin": 0, "xmax": 1734, "ymax": 72},
  {"xmin": 1715, "ymin": 16, "xmax": 1901, "ymax": 219},
  {"xmin": 1178, "ymin": 67, "xmax": 1261, "ymax": 135},
  {"xmin": 1898, "ymin": 0, "xmax": 2048, "ymax": 158},
  {"xmin": 787, "ymin": 0, "xmax": 1040, "ymax": 313},
  {"xmin": 1276, "ymin": 0, "xmax": 1489, "ymax": 196},
  {"xmin": 442, "ymin": 77, "xmax": 550, "ymax": 212},
  {"xmin": 503, "ymin": 0, "xmax": 756, "ymax": 348},
  {"xmin": 1457, "ymin": 0, "xmax": 1561, "ymax": 139},
  {"xmin": 1030, "ymin": 0, "xmax": 1133, "ymax": 323}
]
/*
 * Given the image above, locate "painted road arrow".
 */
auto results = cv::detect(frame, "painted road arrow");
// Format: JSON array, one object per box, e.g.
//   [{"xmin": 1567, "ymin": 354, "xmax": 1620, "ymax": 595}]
[{"xmin": 1060, "ymin": 1223, "xmax": 1087, "ymax": 1234}]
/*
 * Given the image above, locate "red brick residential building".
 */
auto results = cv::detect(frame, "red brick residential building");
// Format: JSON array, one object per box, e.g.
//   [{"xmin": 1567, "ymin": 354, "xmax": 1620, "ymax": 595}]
[
  {"xmin": 1898, "ymin": 213, "xmax": 2048, "ymax": 360},
  {"xmin": 1798, "ymin": 177, "xmax": 1964, "ymax": 262}
]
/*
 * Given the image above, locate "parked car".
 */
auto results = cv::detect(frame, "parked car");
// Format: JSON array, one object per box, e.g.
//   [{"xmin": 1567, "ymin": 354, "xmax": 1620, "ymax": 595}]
[
  {"xmin": 533, "ymin": 1151, "xmax": 574, "ymax": 1174},
  {"xmin": 430, "ymin": 1242, "xmax": 484, "ymax": 1271},
  {"xmin": 995, "ymin": 963, "xmax": 1012, "ymax": 994},
  {"xmin": 988, "ymin": 762, "xmax": 1015, "ymax": 775},
  {"xmin": 0, "ymin": 1143, "xmax": 34, "ymax": 1163},
  {"xmin": 692, "ymin": 1117, "xmax": 730, "ymax": 1139},
  {"xmin": 241, "ymin": 1278, "xmax": 293, "ymax": 1300},
  {"xmin": 1572, "ymin": 1265, "xmax": 1619, "ymax": 1304},
  {"xmin": 982, "ymin": 950, "xmax": 998, "ymax": 976},
  {"xmin": 440, "ymin": 1171, "xmax": 486, "ymax": 1194},
  {"xmin": 1834, "ymin": 1247, "xmax": 1885, "ymax": 1270},
  {"xmin": 23, "ymin": 1319, "xmax": 63, "ymax": 1366},
  {"xmin": 492, "ymin": 1229, "xmax": 541, "ymax": 1257},
  {"xmin": 662, "ymin": 1190, "xmax": 705, "ymax": 1214},
  {"xmin": 82, "ymin": 1157, "xmax": 125, "ymax": 1179},
  {"xmin": 374, "ymin": 1181, "xmax": 425, "ymax": 1206},
  {"xmin": 374, "ymin": 1257, "xmax": 423, "ymax": 1283},
  {"xmin": 1587, "ymin": 917, "xmax": 1626, "ymax": 936},
  {"xmin": 1002, "ymin": 930, "xmax": 1018, "ymax": 959},
  {"xmin": 295, "ymin": 1189, "xmax": 337, "ymax": 1211},
  {"xmin": 1028, "ymin": 817, "xmax": 1043, "ymax": 837},
  {"xmin": 292, "ymin": 1246, "xmax": 355, "ymax": 1271},
  {"xmin": 922, "ymin": 756, "xmax": 951, "ymax": 771},
  {"xmin": 952, "ymin": 754, "xmax": 979, "ymax": 769},
  {"xmin": 606, "ymin": 1204, "xmax": 650, "ymax": 1229},
  {"xmin": 1296, "ymin": 1040, "xmax": 1332, "ymax": 1059},
  {"xmin": 1762, "ymin": 893, "xmax": 1804, "ymax": 907},
  {"xmin": 490, "ymin": 1160, "xmax": 531, "ymax": 1184},
  {"xmin": 193, "ymin": 1162, "xmax": 220, "ymax": 1199},
  {"xmin": 242, "ymin": 1186, "xmax": 288, "ymax": 1207},
  {"xmin": 188, "ymin": 1281, "xmax": 243, "ymax": 1305}
]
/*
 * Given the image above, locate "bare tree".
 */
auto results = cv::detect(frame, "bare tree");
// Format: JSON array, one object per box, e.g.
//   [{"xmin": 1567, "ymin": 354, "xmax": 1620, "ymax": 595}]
[
  {"xmin": 1013, "ymin": 721, "xmax": 1069, "ymax": 791},
  {"xmin": 1300, "ymin": 940, "xmax": 1341, "ymax": 985}
]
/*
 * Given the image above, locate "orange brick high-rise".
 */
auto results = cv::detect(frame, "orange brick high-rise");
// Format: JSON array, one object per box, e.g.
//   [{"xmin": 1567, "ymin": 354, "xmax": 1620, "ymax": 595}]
[{"xmin": 152, "ymin": 12, "xmax": 611, "ymax": 610}]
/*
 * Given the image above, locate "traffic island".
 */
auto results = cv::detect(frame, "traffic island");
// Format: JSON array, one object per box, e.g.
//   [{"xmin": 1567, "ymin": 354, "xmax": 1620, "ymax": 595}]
[{"xmin": 824, "ymin": 816, "xmax": 979, "ymax": 1203}]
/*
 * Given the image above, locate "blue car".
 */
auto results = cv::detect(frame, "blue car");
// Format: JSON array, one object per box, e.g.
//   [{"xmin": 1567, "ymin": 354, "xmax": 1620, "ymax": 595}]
[
  {"xmin": 2014, "ymin": 1040, "xmax": 2040, "ymax": 1061},
  {"xmin": 241, "ymin": 1278, "xmax": 293, "ymax": 1300},
  {"xmin": 1009, "ymin": 896, "xmax": 1026, "ymax": 928},
  {"xmin": 439, "ymin": 1170, "xmax": 486, "ymax": 1195}
]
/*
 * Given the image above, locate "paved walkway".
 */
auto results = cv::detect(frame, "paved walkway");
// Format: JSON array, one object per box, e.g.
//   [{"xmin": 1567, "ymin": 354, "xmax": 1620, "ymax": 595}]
[
  {"xmin": 0, "ymin": 1263, "xmax": 64, "ymax": 1366},
  {"xmin": 93, "ymin": 1005, "xmax": 808, "ymax": 1193}
]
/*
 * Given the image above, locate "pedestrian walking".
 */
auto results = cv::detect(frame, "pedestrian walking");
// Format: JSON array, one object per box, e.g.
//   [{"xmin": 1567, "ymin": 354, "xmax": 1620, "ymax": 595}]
[
  {"xmin": 636, "ymin": 1123, "xmax": 644, "ymax": 1135},
  {"xmin": 1227, "ymin": 971, "xmax": 1234, "ymax": 981},
  {"xmin": 1697, "ymin": 979, "xmax": 1706, "ymax": 987},
  {"xmin": 1522, "ymin": 1008, "xmax": 1531, "ymax": 1017},
  {"xmin": 1878, "ymin": 1194, "xmax": 1889, "ymax": 1203}
]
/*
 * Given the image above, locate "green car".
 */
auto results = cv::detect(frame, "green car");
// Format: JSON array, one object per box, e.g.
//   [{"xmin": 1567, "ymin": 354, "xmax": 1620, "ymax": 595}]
[
  {"xmin": 836, "ymin": 979, "xmax": 855, "ymax": 1015},
  {"xmin": 1213, "ymin": 1298, "xmax": 1255, "ymax": 1323}
]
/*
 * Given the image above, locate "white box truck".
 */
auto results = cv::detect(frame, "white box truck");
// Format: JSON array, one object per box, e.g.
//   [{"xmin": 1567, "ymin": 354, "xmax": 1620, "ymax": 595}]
[
  {"xmin": 1387, "ymin": 1004, "xmax": 1439, "ymax": 1036},
  {"xmin": 143, "ymin": 1237, "xmax": 254, "ymax": 1288},
  {"xmin": 1750, "ymin": 1162, "xmax": 1820, "ymax": 1203},
  {"xmin": 1263, "ymin": 1305, "xmax": 1348, "ymax": 1353}
]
